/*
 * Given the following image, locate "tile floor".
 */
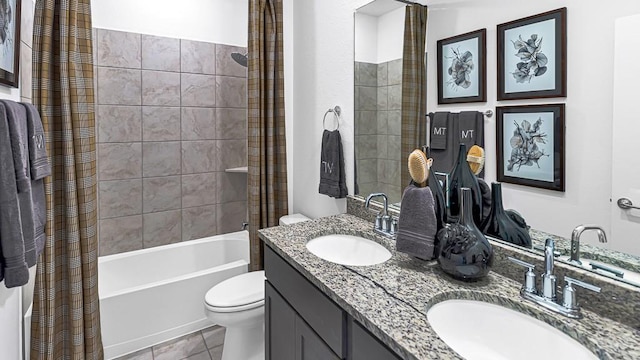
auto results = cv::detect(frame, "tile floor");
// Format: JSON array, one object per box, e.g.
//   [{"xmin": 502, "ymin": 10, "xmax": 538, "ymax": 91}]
[{"xmin": 114, "ymin": 325, "xmax": 226, "ymax": 360}]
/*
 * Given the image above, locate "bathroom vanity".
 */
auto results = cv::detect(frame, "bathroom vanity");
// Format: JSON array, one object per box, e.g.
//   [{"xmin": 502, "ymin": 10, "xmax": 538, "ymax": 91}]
[{"xmin": 259, "ymin": 213, "xmax": 640, "ymax": 360}]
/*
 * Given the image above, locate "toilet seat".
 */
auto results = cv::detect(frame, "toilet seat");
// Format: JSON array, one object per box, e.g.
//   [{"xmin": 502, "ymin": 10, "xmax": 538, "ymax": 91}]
[{"xmin": 205, "ymin": 270, "xmax": 265, "ymax": 313}]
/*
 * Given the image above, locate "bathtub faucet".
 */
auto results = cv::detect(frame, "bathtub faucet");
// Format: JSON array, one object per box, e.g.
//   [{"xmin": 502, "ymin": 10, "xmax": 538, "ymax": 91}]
[{"xmin": 241, "ymin": 222, "xmax": 249, "ymax": 230}]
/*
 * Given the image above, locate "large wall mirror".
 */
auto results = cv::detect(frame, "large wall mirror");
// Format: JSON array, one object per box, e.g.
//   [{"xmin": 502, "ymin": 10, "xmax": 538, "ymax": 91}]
[{"xmin": 353, "ymin": 0, "xmax": 640, "ymax": 289}]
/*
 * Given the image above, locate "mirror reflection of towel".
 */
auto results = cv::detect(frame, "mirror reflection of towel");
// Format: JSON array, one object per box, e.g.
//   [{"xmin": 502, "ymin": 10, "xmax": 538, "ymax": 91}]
[
  {"xmin": 429, "ymin": 111, "xmax": 484, "ymax": 175},
  {"xmin": 319, "ymin": 130, "xmax": 347, "ymax": 198},
  {"xmin": 429, "ymin": 112, "xmax": 449, "ymax": 150}
]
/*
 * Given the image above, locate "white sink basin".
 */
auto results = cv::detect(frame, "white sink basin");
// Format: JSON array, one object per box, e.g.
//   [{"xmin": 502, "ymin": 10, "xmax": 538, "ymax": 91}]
[
  {"xmin": 305, "ymin": 234, "xmax": 391, "ymax": 266},
  {"xmin": 558, "ymin": 256, "xmax": 640, "ymax": 287},
  {"xmin": 427, "ymin": 300, "xmax": 597, "ymax": 360}
]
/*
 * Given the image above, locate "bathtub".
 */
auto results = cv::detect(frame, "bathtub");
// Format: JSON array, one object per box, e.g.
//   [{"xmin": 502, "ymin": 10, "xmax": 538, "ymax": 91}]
[{"xmin": 26, "ymin": 230, "xmax": 250, "ymax": 360}]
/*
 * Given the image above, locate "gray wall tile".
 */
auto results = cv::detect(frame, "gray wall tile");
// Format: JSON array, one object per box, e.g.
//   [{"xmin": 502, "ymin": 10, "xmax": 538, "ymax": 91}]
[
  {"xmin": 216, "ymin": 201, "xmax": 247, "ymax": 234},
  {"xmin": 20, "ymin": 42, "xmax": 32, "ymax": 100},
  {"xmin": 182, "ymin": 173, "xmax": 216, "ymax": 208},
  {"xmin": 182, "ymin": 205, "xmax": 216, "ymax": 241},
  {"xmin": 376, "ymin": 135, "xmax": 388, "ymax": 159},
  {"xmin": 143, "ymin": 210, "xmax": 182, "ymax": 248},
  {"xmin": 182, "ymin": 141, "xmax": 217, "ymax": 174},
  {"xmin": 97, "ymin": 67, "xmax": 141, "ymax": 105},
  {"xmin": 215, "ymin": 108, "xmax": 246, "ymax": 140},
  {"xmin": 357, "ymin": 86, "xmax": 376, "ymax": 111},
  {"xmin": 153, "ymin": 331, "xmax": 207, "ymax": 360},
  {"xmin": 377, "ymin": 62, "xmax": 388, "ymax": 86},
  {"xmin": 357, "ymin": 62, "xmax": 377, "ymax": 87},
  {"xmin": 388, "ymin": 58, "xmax": 403, "ymax": 85},
  {"xmin": 357, "ymin": 159, "xmax": 377, "ymax": 185},
  {"xmin": 98, "ymin": 105, "xmax": 141, "ymax": 143},
  {"xmin": 387, "ymin": 110, "xmax": 401, "ymax": 136},
  {"xmin": 355, "ymin": 135, "xmax": 377, "ymax": 159},
  {"xmin": 143, "ymin": 176, "xmax": 181, "ymax": 213},
  {"xmin": 376, "ymin": 111, "xmax": 388, "ymax": 135},
  {"xmin": 217, "ymin": 172, "xmax": 246, "ymax": 203},
  {"xmin": 388, "ymin": 84, "xmax": 402, "ymax": 110},
  {"xmin": 181, "ymin": 73, "xmax": 216, "ymax": 107},
  {"xmin": 142, "ymin": 70, "xmax": 181, "ymax": 106},
  {"xmin": 209, "ymin": 346, "xmax": 223, "ymax": 360},
  {"xmin": 377, "ymin": 86, "xmax": 388, "ymax": 111},
  {"xmin": 182, "ymin": 107, "xmax": 216, "ymax": 140},
  {"xmin": 142, "ymin": 106, "xmax": 181, "ymax": 141},
  {"xmin": 355, "ymin": 111, "xmax": 376, "ymax": 136},
  {"xmin": 141, "ymin": 35, "xmax": 180, "ymax": 72},
  {"xmin": 215, "ymin": 139, "xmax": 246, "ymax": 172},
  {"xmin": 99, "ymin": 215, "xmax": 143, "ymax": 256},
  {"xmin": 181, "ymin": 40, "xmax": 216, "ymax": 75},
  {"xmin": 216, "ymin": 44, "xmax": 247, "ymax": 77},
  {"xmin": 216, "ymin": 76, "xmax": 246, "ymax": 108},
  {"xmin": 97, "ymin": 29, "xmax": 141, "ymax": 68},
  {"xmin": 98, "ymin": 142, "xmax": 142, "ymax": 180},
  {"xmin": 99, "ymin": 179, "xmax": 142, "ymax": 218},
  {"xmin": 143, "ymin": 142, "xmax": 182, "ymax": 177}
]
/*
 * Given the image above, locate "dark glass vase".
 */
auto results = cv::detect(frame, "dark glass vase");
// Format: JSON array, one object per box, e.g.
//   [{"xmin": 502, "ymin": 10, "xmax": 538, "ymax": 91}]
[
  {"xmin": 424, "ymin": 146, "xmax": 447, "ymax": 230},
  {"xmin": 448, "ymin": 143, "xmax": 482, "ymax": 226},
  {"xmin": 481, "ymin": 182, "xmax": 532, "ymax": 248},
  {"xmin": 437, "ymin": 187, "xmax": 494, "ymax": 281}
]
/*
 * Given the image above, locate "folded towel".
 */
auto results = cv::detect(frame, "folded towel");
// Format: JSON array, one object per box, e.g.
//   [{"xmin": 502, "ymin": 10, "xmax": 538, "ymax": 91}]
[
  {"xmin": 396, "ymin": 184, "xmax": 438, "ymax": 260},
  {"xmin": 319, "ymin": 130, "xmax": 348, "ymax": 198},
  {"xmin": 430, "ymin": 112, "xmax": 449, "ymax": 150},
  {"xmin": 21, "ymin": 102, "xmax": 51, "ymax": 180},
  {"xmin": 0, "ymin": 102, "xmax": 29, "ymax": 288},
  {"xmin": 1, "ymin": 100, "xmax": 30, "ymax": 192}
]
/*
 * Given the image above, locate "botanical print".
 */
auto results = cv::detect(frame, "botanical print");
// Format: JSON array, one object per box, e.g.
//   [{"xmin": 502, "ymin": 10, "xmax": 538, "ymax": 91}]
[
  {"xmin": 511, "ymin": 34, "xmax": 547, "ymax": 83},
  {"xmin": 503, "ymin": 18, "xmax": 556, "ymax": 94},
  {"xmin": 503, "ymin": 112, "xmax": 554, "ymax": 183},
  {"xmin": 0, "ymin": 0, "xmax": 15, "ymax": 73},
  {"xmin": 441, "ymin": 37, "xmax": 479, "ymax": 99}
]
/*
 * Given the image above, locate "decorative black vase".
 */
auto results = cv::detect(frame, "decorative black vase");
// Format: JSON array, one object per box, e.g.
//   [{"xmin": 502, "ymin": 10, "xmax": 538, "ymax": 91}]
[
  {"xmin": 437, "ymin": 187, "xmax": 493, "ymax": 281},
  {"xmin": 481, "ymin": 182, "xmax": 532, "ymax": 248},
  {"xmin": 424, "ymin": 146, "xmax": 447, "ymax": 231},
  {"xmin": 448, "ymin": 143, "xmax": 482, "ymax": 226}
]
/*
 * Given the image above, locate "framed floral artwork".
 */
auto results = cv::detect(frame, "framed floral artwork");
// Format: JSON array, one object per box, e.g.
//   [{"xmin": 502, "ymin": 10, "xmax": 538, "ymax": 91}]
[
  {"xmin": 496, "ymin": 104, "xmax": 565, "ymax": 192},
  {"xmin": 497, "ymin": 8, "xmax": 566, "ymax": 100},
  {"xmin": 437, "ymin": 28, "xmax": 486, "ymax": 104},
  {"xmin": 0, "ymin": 0, "xmax": 20, "ymax": 88}
]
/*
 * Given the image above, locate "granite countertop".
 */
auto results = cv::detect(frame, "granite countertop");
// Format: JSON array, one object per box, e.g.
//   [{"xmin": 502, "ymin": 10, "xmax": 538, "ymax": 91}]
[{"xmin": 259, "ymin": 213, "xmax": 640, "ymax": 360}]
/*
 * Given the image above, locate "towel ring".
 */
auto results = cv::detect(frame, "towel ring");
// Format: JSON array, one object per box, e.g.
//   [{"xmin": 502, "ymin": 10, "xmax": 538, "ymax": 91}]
[{"xmin": 323, "ymin": 106, "xmax": 341, "ymax": 131}]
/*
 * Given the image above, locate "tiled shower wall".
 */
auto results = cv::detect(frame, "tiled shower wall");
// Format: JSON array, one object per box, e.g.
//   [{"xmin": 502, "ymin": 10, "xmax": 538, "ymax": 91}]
[
  {"xmin": 94, "ymin": 29, "xmax": 248, "ymax": 256},
  {"xmin": 354, "ymin": 59, "xmax": 402, "ymax": 204}
]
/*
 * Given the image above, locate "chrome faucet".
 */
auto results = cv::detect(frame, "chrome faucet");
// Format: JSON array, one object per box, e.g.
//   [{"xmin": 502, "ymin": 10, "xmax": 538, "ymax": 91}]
[
  {"xmin": 509, "ymin": 238, "xmax": 601, "ymax": 319},
  {"xmin": 570, "ymin": 225, "xmax": 607, "ymax": 264},
  {"xmin": 365, "ymin": 193, "xmax": 397, "ymax": 237}
]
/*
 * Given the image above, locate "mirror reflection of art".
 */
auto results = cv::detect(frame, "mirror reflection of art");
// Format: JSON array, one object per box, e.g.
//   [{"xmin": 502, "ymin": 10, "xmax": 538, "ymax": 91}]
[
  {"xmin": 0, "ymin": 0, "xmax": 19, "ymax": 88},
  {"xmin": 496, "ymin": 104, "xmax": 565, "ymax": 192},
  {"xmin": 498, "ymin": 8, "xmax": 566, "ymax": 100},
  {"xmin": 437, "ymin": 28, "xmax": 486, "ymax": 104}
]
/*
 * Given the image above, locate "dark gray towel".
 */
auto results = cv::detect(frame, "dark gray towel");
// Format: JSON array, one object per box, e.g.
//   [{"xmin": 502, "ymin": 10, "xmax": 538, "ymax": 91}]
[
  {"xmin": 430, "ymin": 111, "xmax": 485, "ymax": 176},
  {"xmin": 430, "ymin": 112, "xmax": 449, "ymax": 150},
  {"xmin": 0, "ymin": 102, "xmax": 29, "ymax": 287},
  {"xmin": 457, "ymin": 111, "xmax": 484, "ymax": 155},
  {"xmin": 21, "ymin": 102, "xmax": 51, "ymax": 180},
  {"xmin": 396, "ymin": 184, "xmax": 438, "ymax": 260},
  {"xmin": 1, "ymin": 100, "xmax": 30, "ymax": 192},
  {"xmin": 319, "ymin": 130, "xmax": 347, "ymax": 198}
]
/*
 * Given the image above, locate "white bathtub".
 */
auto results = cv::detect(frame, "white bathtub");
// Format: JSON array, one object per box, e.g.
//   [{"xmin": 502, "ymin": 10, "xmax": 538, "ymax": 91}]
[{"xmin": 26, "ymin": 230, "xmax": 250, "ymax": 360}]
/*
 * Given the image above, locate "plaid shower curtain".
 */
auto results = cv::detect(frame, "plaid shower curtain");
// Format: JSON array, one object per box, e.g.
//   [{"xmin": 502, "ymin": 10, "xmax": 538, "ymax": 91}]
[
  {"xmin": 30, "ymin": 0, "xmax": 103, "ymax": 358},
  {"xmin": 247, "ymin": 0, "xmax": 289, "ymax": 271}
]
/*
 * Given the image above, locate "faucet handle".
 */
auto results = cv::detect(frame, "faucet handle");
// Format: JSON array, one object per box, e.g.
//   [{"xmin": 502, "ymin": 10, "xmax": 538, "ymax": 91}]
[
  {"xmin": 508, "ymin": 257, "xmax": 537, "ymax": 293},
  {"xmin": 374, "ymin": 212, "xmax": 383, "ymax": 230},
  {"xmin": 562, "ymin": 276, "xmax": 601, "ymax": 311}
]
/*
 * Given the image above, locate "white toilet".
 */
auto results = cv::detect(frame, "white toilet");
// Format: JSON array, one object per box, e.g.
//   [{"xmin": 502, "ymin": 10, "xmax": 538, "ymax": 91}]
[{"xmin": 204, "ymin": 213, "xmax": 310, "ymax": 360}]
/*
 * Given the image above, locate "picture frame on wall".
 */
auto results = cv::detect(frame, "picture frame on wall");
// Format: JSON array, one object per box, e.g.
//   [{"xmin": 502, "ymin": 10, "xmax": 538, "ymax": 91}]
[
  {"xmin": 497, "ymin": 7, "xmax": 566, "ymax": 100},
  {"xmin": 0, "ymin": 0, "xmax": 20, "ymax": 88},
  {"xmin": 496, "ymin": 104, "xmax": 565, "ymax": 192},
  {"xmin": 437, "ymin": 28, "xmax": 486, "ymax": 104}
]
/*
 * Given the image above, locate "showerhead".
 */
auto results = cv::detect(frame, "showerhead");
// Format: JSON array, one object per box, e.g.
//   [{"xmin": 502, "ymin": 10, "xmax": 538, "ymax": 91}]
[{"xmin": 231, "ymin": 52, "xmax": 248, "ymax": 67}]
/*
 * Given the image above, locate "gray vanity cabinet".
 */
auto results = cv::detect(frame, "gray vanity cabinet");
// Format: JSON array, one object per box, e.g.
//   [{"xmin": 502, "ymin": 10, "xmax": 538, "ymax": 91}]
[{"xmin": 264, "ymin": 245, "xmax": 402, "ymax": 360}]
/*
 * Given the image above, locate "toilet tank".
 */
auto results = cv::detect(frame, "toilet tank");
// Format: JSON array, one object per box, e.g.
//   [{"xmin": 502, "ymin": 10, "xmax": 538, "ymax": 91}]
[{"xmin": 279, "ymin": 214, "xmax": 310, "ymax": 226}]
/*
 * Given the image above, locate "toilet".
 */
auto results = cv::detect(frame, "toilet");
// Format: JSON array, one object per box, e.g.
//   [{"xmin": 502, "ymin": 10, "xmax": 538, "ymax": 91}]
[{"xmin": 204, "ymin": 213, "xmax": 310, "ymax": 360}]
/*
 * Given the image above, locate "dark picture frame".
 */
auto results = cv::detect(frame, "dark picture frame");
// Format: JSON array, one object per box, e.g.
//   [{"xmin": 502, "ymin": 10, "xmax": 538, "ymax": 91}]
[
  {"xmin": 497, "ymin": 8, "xmax": 566, "ymax": 100},
  {"xmin": 496, "ymin": 104, "xmax": 565, "ymax": 192},
  {"xmin": 0, "ymin": 0, "xmax": 20, "ymax": 88},
  {"xmin": 437, "ymin": 28, "xmax": 486, "ymax": 104}
]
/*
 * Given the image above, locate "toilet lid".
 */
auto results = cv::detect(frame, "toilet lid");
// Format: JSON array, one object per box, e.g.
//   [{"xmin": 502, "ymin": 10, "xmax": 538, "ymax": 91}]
[{"xmin": 205, "ymin": 270, "xmax": 265, "ymax": 310}]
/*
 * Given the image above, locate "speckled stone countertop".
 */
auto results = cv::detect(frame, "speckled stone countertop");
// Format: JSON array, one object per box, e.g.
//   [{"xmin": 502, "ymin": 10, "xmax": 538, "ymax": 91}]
[{"xmin": 259, "ymin": 214, "xmax": 640, "ymax": 360}]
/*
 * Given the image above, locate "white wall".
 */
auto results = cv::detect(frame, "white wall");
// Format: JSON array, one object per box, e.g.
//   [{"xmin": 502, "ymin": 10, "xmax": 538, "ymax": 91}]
[
  {"xmin": 426, "ymin": 0, "xmax": 640, "ymax": 248},
  {"xmin": 354, "ymin": 6, "xmax": 404, "ymax": 64},
  {"xmin": 354, "ymin": 13, "xmax": 378, "ymax": 63},
  {"xmin": 91, "ymin": 0, "xmax": 248, "ymax": 46}
]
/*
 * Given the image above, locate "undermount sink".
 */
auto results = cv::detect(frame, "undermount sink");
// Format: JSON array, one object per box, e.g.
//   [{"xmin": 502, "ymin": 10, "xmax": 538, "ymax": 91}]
[
  {"xmin": 305, "ymin": 234, "xmax": 392, "ymax": 266},
  {"xmin": 427, "ymin": 299, "xmax": 597, "ymax": 360}
]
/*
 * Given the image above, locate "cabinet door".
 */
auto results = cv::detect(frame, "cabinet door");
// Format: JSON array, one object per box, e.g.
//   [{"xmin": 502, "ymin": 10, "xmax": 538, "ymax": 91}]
[
  {"xmin": 351, "ymin": 320, "xmax": 402, "ymax": 360},
  {"xmin": 295, "ymin": 315, "xmax": 341, "ymax": 360},
  {"xmin": 265, "ymin": 281, "xmax": 296, "ymax": 360}
]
